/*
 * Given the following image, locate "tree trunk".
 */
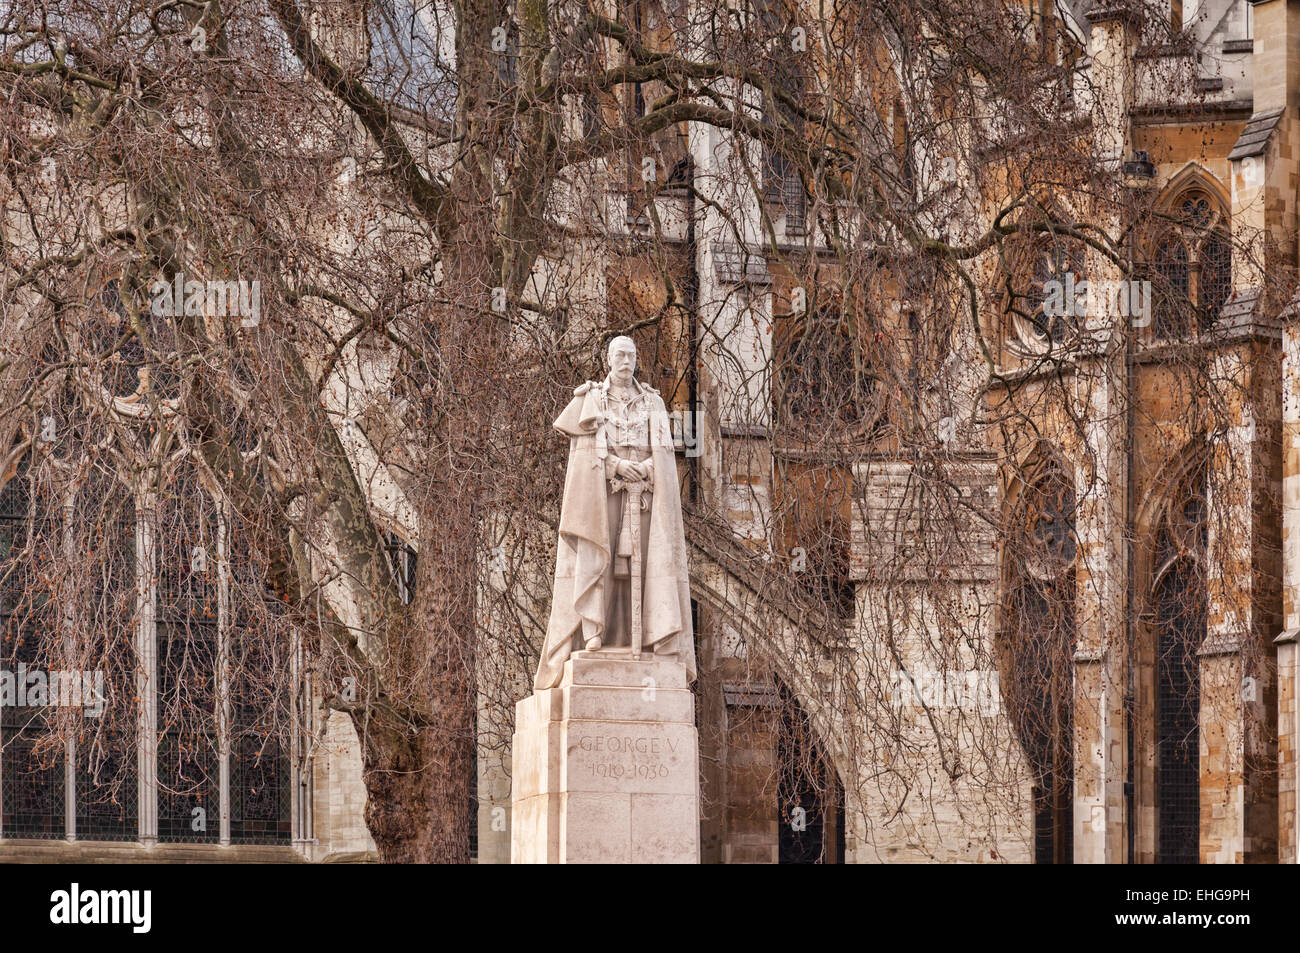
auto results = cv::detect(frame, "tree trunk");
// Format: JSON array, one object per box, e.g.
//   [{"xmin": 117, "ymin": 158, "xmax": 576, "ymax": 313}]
[
  {"xmin": 359, "ymin": 711, "xmax": 474, "ymax": 863},
  {"xmin": 355, "ymin": 445, "xmax": 481, "ymax": 863}
]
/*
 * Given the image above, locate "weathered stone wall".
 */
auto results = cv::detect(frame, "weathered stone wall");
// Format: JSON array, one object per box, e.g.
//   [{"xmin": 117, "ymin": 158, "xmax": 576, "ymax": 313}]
[
  {"xmin": 307, "ymin": 712, "xmax": 378, "ymax": 861},
  {"xmin": 845, "ymin": 457, "xmax": 1034, "ymax": 863}
]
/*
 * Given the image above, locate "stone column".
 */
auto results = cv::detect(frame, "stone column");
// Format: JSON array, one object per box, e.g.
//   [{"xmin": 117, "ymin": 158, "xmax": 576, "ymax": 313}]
[
  {"xmin": 511, "ymin": 652, "xmax": 700, "ymax": 863},
  {"xmin": 1201, "ymin": 343, "xmax": 1281, "ymax": 864},
  {"xmin": 1071, "ymin": 365, "xmax": 1128, "ymax": 865},
  {"xmin": 1073, "ymin": 5, "xmax": 1140, "ymax": 864},
  {"xmin": 1277, "ymin": 301, "xmax": 1300, "ymax": 863},
  {"xmin": 1245, "ymin": 0, "xmax": 1300, "ymax": 865},
  {"xmin": 135, "ymin": 489, "xmax": 159, "ymax": 847},
  {"xmin": 1278, "ymin": 623, "xmax": 1299, "ymax": 862}
]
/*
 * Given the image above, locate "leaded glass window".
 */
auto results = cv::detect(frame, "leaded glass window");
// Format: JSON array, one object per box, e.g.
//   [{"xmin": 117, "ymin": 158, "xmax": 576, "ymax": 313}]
[
  {"xmin": 1153, "ymin": 239, "xmax": 1190, "ymax": 337},
  {"xmin": 223, "ymin": 511, "xmax": 294, "ymax": 845},
  {"xmin": 1003, "ymin": 461, "xmax": 1076, "ymax": 864},
  {"xmin": 1004, "ymin": 234, "xmax": 1085, "ymax": 354},
  {"xmin": 229, "ymin": 635, "xmax": 292, "ymax": 845},
  {"xmin": 0, "ymin": 453, "xmax": 297, "ymax": 847},
  {"xmin": 1151, "ymin": 464, "xmax": 1206, "ymax": 864},
  {"xmin": 156, "ymin": 477, "xmax": 220, "ymax": 843},
  {"xmin": 84, "ymin": 281, "xmax": 180, "ymax": 402},
  {"xmin": 758, "ymin": 2, "xmax": 810, "ymax": 230},
  {"xmin": 1199, "ymin": 230, "xmax": 1231, "ymax": 326},
  {"xmin": 72, "ymin": 471, "xmax": 138, "ymax": 842},
  {"xmin": 2, "ymin": 267, "xmax": 303, "ymax": 849},
  {"xmin": 0, "ymin": 458, "xmax": 63, "ymax": 839},
  {"xmin": 776, "ymin": 305, "xmax": 883, "ymax": 440},
  {"xmin": 1149, "ymin": 187, "xmax": 1232, "ymax": 338}
]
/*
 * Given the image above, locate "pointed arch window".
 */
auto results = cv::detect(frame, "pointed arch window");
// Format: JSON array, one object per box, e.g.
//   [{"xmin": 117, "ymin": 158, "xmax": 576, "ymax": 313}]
[
  {"xmin": 776, "ymin": 681, "xmax": 845, "ymax": 864},
  {"xmin": 2, "ymin": 269, "xmax": 300, "ymax": 848},
  {"xmin": 1149, "ymin": 186, "xmax": 1232, "ymax": 337},
  {"xmin": 1003, "ymin": 458, "xmax": 1076, "ymax": 864},
  {"xmin": 1150, "ymin": 463, "xmax": 1206, "ymax": 864}
]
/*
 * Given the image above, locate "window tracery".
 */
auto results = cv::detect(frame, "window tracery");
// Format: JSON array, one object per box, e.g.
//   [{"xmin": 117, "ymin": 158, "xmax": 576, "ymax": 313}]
[
  {"xmin": 1003, "ymin": 457, "xmax": 1076, "ymax": 864},
  {"xmin": 1150, "ymin": 185, "xmax": 1232, "ymax": 337}
]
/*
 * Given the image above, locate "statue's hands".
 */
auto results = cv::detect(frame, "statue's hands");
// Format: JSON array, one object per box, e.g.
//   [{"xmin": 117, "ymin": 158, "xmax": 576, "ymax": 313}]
[{"xmin": 616, "ymin": 459, "xmax": 651, "ymax": 482}]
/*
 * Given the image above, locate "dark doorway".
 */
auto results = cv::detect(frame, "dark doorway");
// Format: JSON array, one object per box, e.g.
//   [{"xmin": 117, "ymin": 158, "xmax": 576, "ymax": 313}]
[{"xmin": 776, "ymin": 684, "xmax": 845, "ymax": 864}]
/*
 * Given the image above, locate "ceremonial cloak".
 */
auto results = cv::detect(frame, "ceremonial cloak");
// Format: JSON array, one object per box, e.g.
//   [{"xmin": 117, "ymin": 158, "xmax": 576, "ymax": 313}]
[{"xmin": 533, "ymin": 377, "xmax": 696, "ymax": 691}]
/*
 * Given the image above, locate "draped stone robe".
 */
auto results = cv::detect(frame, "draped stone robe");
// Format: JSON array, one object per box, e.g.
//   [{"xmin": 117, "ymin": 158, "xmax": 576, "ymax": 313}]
[{"xmin": 533, "ymin": 376, "xmax": 696, "ymax": 692}]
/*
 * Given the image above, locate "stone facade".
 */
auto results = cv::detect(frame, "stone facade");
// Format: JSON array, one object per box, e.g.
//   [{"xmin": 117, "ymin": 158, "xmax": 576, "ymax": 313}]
[{"xmin": 7, "ymin": 0, "xmax": 1300, "ymax": 865}]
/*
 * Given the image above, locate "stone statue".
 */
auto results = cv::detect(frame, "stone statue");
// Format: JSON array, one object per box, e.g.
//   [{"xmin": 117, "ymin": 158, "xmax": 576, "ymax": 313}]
[{"xmin": 534, "ymin": 336, "xmax": 695, "ymax": 691}]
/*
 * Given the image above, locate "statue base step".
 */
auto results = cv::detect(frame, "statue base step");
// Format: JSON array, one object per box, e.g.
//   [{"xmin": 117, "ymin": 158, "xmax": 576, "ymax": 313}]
[{"xmin": 510, "ymin": 651, "xmax": 700, "ymax": 863}]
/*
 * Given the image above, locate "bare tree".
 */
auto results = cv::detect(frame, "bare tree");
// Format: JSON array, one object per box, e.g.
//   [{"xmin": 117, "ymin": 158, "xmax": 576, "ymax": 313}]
[{"xmin": 0, "ymin": 0, "xmax": 1282, "ymax": 864}]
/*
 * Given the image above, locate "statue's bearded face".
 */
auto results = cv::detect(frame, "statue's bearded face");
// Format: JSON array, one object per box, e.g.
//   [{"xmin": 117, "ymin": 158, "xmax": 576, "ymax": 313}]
[{"xmin": 608, "ymin": 339, "xmax": 636, "ymax": 386}]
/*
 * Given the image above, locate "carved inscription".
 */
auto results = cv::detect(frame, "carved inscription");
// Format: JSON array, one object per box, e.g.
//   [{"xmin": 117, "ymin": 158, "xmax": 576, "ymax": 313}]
[{"xmin": 577, "ymin": 734, "xmax": 678, "ymax": 781}]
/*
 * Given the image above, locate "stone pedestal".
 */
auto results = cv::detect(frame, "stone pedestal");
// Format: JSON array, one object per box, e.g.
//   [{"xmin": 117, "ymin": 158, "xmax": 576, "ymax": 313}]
[{"xmin": 511, "ymin": 651, "xmax": 700, "ymax": 863}]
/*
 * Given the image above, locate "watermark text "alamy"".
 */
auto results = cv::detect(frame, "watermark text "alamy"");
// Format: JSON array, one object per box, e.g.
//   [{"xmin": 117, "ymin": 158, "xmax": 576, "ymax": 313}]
[
  {"xmin": 150, "ymin": 273, "xmax": 260, "ymax": 327},
  {"xmin": 1, "ymin": 664, "xmax": 105, "ymax": 717},
  {"xmin": 889, "ymin": 668, "xmax": 1000, "ymax": 716},
  {"xmin": 1043, "ymin": 274, "xmax": 1152, "ymax": 326}
]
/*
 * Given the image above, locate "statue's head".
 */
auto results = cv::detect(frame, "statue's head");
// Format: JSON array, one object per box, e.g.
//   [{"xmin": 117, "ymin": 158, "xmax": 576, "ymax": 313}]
[{"xmin": 606, "ymin": 336, "xmax": 637, "ymax": 386}]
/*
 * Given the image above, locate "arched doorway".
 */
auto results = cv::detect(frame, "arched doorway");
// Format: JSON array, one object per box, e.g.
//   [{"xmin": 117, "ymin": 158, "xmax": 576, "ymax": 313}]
[{"xmin": 776, "ymin": 681, "xmax": 845, "ymax": 864}]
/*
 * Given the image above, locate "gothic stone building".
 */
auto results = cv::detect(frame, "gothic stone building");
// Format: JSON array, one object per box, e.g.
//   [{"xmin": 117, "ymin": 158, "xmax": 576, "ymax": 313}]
[{"xmin": 3, "ymin": 0, "xmax": 1300, "ymax": 864}]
